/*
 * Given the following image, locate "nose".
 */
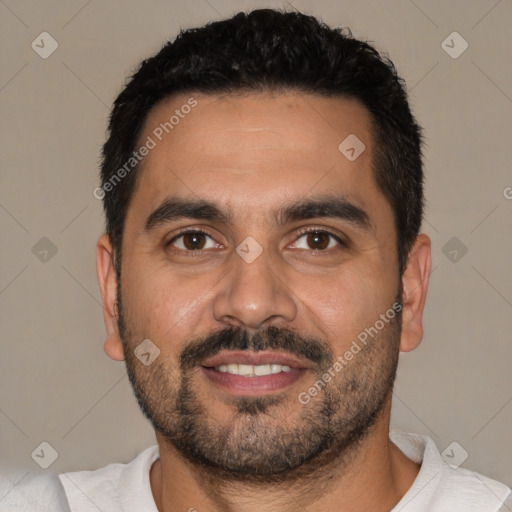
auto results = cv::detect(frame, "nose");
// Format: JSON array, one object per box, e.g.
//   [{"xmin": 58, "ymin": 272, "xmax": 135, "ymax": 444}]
[{"xmin": 212, "ymin": 244, "xmax": 297, "ymax": 331}]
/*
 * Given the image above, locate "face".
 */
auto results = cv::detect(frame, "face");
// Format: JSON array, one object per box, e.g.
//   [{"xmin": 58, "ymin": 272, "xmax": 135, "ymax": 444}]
[{"xmin": 102, "ymin": 91, "xmax": 417, "ymax": 483}]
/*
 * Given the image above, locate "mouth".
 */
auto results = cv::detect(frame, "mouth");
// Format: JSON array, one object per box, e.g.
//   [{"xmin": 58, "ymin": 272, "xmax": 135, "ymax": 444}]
[{"xmin": 199, "ymin": 350, "xmax": 312, "ymax": 396}]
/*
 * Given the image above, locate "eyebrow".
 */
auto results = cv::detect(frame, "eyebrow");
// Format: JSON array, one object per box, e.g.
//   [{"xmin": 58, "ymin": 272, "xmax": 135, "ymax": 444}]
[{"xmin": 144, "ymin": 195, "xmax": 373, "ymax": 234}]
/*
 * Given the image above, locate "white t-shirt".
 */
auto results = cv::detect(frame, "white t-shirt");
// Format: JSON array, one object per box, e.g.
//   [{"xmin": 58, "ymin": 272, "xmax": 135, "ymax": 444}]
[
  {"xmin": 57, "ymin": 431, "xmax": 511, "ymax": 511},
  {"xmin": 0, "ymin": 472, "xmax": 71, "ymax": 512}
]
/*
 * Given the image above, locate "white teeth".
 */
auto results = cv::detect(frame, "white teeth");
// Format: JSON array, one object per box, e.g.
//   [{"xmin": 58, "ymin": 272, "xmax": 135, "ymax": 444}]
[
  {"xmin": 238, "ymin": 364, "xmax": 254, "ymax": 376},
  {"xmin": 270, "ymin": 364, "xmax": 281, "ymax": 374},
  {"xmin": 254, "ymin": 364, "xmax": 271, "ymax": 376},
  {"xmin": 214, "ymin": 363, "xmax": 293, "ymax": 376}
]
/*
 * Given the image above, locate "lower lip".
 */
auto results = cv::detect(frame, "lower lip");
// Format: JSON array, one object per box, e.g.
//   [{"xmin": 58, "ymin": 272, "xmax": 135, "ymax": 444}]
[{"xmin": 200, "ymin": 366, "xmax": 306, "ymax": 395}]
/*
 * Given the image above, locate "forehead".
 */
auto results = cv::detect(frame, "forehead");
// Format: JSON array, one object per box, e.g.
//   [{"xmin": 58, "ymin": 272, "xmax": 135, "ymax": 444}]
[{"xmin": 127, "ymin": 91, "xmax": 388, "ymax": 227}]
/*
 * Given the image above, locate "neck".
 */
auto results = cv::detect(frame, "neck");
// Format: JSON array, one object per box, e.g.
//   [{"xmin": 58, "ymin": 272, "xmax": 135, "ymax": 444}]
[{"xmin": 149, "ymin": 402, "xmax": 420, "ymax": 512}]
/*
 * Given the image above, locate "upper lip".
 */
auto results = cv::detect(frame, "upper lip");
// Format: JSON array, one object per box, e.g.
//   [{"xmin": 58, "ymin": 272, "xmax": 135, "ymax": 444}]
[{"xmin": 200, "ymin": 350, "xmax": 312, "ymax": 370}]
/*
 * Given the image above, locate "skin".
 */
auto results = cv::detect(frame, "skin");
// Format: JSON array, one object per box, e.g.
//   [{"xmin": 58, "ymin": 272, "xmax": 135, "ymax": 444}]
[{"xmin": 96, "ymin": 91, "xmax": 431, "ymax": 512}]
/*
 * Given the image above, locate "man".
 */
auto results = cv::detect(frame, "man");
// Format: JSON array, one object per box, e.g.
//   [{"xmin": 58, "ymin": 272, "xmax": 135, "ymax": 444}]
[{"xmin": 59, "ymin": 8, "xmax": 510, "ymax": 512}]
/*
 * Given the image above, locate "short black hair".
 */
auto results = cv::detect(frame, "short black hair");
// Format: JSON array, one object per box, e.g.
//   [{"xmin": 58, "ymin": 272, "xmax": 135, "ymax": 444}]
[{"xmin": 100, "ymin": 8, "xmax": 424, "ymax": 276}]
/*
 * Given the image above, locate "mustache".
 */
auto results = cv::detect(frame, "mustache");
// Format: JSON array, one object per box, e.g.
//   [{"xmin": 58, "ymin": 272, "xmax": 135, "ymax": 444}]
[{"xmin": 180, "ymin": 325, "xmax": 334, "ymax": 372}]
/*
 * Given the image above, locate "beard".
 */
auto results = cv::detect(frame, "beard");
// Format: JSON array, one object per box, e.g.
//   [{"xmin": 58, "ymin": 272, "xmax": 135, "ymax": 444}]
[{"xmin": 117, "ymin": 285, "xmax": 402, "ymax": 485}]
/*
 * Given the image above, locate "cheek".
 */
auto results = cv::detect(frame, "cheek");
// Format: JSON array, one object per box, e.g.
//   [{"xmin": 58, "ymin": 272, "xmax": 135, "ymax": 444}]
[
  {"xmin": 304, "ymin": 265, "xmax": 393, "ymax": 348},
  {"xmin": 123, "ymin": 263, "xmax": 217, "ymax": 344}
]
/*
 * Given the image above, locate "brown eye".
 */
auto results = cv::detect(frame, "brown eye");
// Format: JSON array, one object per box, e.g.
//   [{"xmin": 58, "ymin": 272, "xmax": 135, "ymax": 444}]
[
  {"xmin": 292, "ymin": 230, "xmax": 342, "ymax": 251},
  {"xmin": 168, "ymin": 231, "xmax": 217, "ymax": 251},
  {"xmin": 306, "ymin": 232, "xmax": 330, "ymax": 250},
  {"xmin": 183, "ymin": 232, "xmax": 206, "ymax": 250}
]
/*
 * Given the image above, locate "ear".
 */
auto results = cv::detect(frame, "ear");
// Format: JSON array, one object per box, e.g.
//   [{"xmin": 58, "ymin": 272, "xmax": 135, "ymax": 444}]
[
  {"xmin": 399, "ymin": 233, "xmax": 432, "ymax": 353},
  {"xmin": 96, "ymin": 233, "xmax": 125, "ymax": 361}
]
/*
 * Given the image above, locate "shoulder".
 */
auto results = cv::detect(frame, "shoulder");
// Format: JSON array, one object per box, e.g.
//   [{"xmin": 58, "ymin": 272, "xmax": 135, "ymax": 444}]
[
  {"xmin": 437, "ymin": 464, "xmax": 511, "ymax": 511},
  {"xmin": 58, "ymin": 445, "xmax": 159, "ymax": 512},
  {"xmin": 0, "ymin": 471, "xmax": 72, "ymax": 512},
  {"xmin": 390, "ymin": 431, "xmax": 511, "ymax": 512}
]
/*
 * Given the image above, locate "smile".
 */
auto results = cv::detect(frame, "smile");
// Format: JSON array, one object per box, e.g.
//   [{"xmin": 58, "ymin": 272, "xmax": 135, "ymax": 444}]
[
  {"xmin": 199, "ymin": 350, "xmax": 310, "ymax": 395},
  {"xmin": 213, "ymin": 363, "xmax": 292, "ymax": 376}
]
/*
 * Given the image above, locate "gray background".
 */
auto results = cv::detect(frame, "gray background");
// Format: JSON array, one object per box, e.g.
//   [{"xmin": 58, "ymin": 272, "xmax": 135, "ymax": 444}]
[{"xmin": 1, "ymin": 0, "xmax": 511, "ymax": 488}]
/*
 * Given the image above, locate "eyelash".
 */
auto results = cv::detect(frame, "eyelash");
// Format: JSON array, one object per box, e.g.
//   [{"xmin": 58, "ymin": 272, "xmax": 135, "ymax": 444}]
[{"xmin": 166, "ymin": 227, "xmax": 347, "ymax": 254}]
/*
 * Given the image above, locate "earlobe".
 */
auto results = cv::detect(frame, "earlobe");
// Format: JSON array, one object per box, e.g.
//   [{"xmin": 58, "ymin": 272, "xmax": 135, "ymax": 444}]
[
  {"xmin": 96, "ymin": 233, "xmax": 125, "ymax": 361},
  {"xmin": 104, "ymin": 333, "xmax": 125, "ymax": 361},
  {"xmin": 399, "ymin": 233, "xmax": 432, "ymax": 353}
]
